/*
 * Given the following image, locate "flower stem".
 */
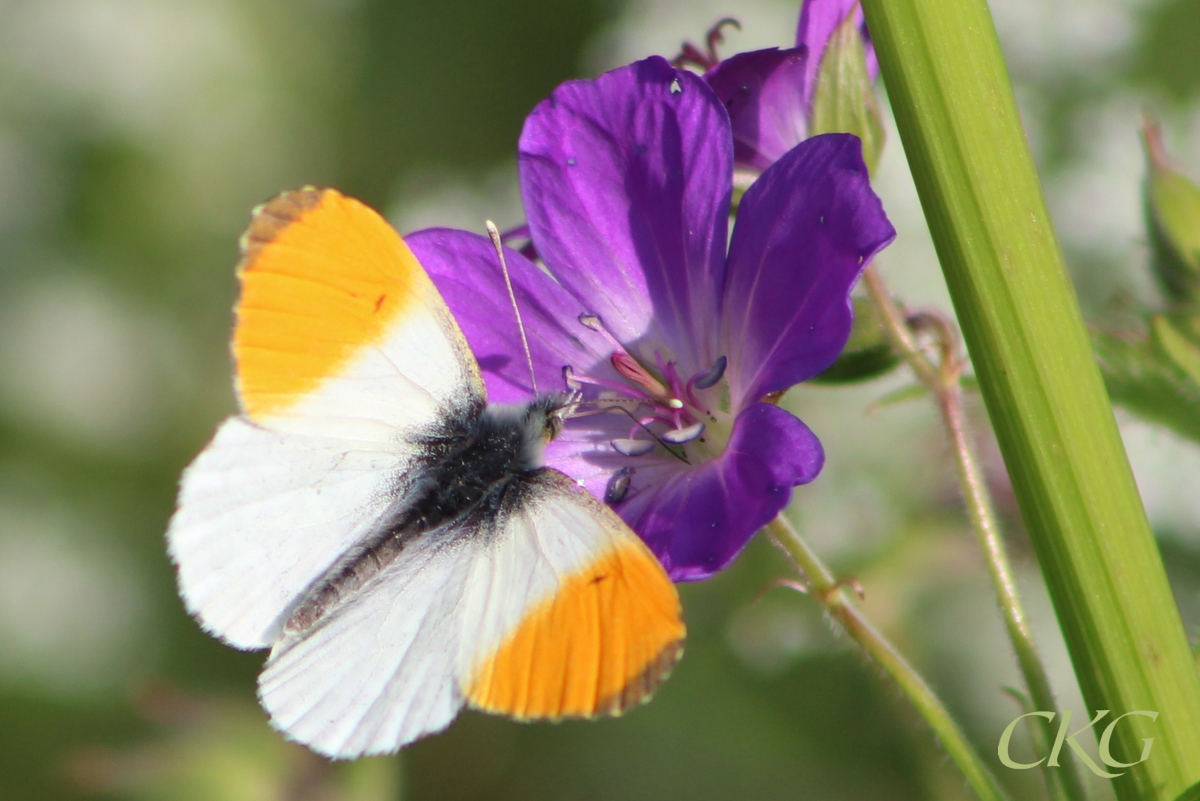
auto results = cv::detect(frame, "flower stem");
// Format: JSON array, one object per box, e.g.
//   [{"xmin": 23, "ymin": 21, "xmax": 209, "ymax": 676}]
[
  {"xmin": 862, "ymin": 265, "xmax": 1087, "ymax": 801},
  {"xmin": 765, "ymin": 515, "xmax": 1010, "ymax": 801}
]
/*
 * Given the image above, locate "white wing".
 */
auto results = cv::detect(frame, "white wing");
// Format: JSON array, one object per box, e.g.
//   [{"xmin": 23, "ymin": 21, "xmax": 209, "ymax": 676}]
[
  {"xmin": 257, "ymin": 470, "xmax": 684, "ymax": 758},
  {"xmin": 259, "ymin": 529, "xmax": 475, "ymax": 757},
  {"xmin": 168, "ymin": 419, "xmax": 408, "ymax": 649},
  {"xmin": 168, "ymin": 187, "xmax": 485, "ymax": 649}
]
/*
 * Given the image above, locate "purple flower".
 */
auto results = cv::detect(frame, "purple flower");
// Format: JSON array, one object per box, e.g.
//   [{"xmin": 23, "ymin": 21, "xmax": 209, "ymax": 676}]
[
  {"xmin": 410, "ymin": 57, "xmax": 894, "ymax": 581},
  {"xmin": 702, "ymin": 0, "xmax": 877, "ymax": 172}
]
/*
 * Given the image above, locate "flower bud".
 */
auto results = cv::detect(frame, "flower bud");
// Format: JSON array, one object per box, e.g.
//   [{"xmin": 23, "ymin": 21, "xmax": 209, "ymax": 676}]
[
  {"xmin": 1143, "ymin": 118, "xmax": 1200, "ymax": 307},
  {"xmin": 808, "ymin": 11, "xmax": 885, "ymax": 175}
]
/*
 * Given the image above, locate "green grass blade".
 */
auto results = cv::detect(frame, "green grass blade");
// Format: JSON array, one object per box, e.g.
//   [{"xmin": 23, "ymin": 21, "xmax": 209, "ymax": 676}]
[{"xmin": 858, "ymin": 1, "xmax": 1200, "ymax": 799}]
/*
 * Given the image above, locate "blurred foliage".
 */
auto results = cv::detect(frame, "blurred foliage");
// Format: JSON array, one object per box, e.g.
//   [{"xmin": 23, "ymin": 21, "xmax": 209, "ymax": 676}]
[
  {"xmin": 0, "ymin": 0, "xmax": 1198, "ymax": 800},
  {"xmin": 1133, "ymin": 0, "xmax": 1200, "ymax": 101},
  {"xmin": 67, "ymin": 685, "xmax": 400, "ymax": 801},
  {"xmin": 1095, "ymin": 118, "xmax": 1200, "ymax": 446},
  {"xmin": 1093, "ymin": 318, "xmax": 1200, "ymax": 445}
]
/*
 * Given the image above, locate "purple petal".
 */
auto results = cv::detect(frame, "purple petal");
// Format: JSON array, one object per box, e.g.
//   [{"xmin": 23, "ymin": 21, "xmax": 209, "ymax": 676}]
[
  {"xmin": 720, "ymin": 133, "xmax": 895, "ymax": 405},
  {"xmin": 618, "ymin": 403, "xmax": 823, "ymax": 581},
  {"xmin": 796, "ymin": 0, "xmax": 879, "ymax": 95},
  {"xmin": 704, "ymin": 48, "xmax": 811, "ymax": 172},
  {"xmin": 408, "ymin": 228, "xmax": 619, "ymax": 405},
  {"xmin": 518, "ymin": 56, "xmax": 731, "ymax": 376}
]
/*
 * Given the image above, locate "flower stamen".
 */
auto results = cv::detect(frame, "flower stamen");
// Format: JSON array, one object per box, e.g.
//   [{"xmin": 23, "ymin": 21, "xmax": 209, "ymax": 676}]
[
  {"xmin": 612, "ymin": 438, "xmax": 655, "ymax": 457},
  {"xmin": 691, "ymin": 355, "xmax": 727, "ymax": 390},
  {"xmin": 605, "ymin": 466, "xmax": 635, "ymax": 503},
  {"xmin": 612, "ymin": 352, "xmax": 673, "ymax": 400},
  {"xmin": 662, "ymin": 422, "xmax": 705, "ymax": 444}
]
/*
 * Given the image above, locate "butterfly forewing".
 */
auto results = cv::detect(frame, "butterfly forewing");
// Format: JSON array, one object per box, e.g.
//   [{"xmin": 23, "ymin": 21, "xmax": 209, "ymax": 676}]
[
  {"xmin": 169, "ymin": 188, "xmax": 485, "ymax": 648},
  {"xmin": 233, "ymin": 187, "xmax": 484, "ymax": 434}
]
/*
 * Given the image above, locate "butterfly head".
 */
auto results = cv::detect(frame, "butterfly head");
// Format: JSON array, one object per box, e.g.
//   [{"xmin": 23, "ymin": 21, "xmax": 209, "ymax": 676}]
[{"xmin": 524, "ymin": 393, "xmax": 571, "ymax": 445}]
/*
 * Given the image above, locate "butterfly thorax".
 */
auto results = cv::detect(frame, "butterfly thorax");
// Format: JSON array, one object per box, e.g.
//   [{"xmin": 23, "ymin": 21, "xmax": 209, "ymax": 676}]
[
  {"xmin": 281, "ymin": 395, "xmax": 566, "ymax": 637},
  {"xmin": 402, "ymin": 396, "xmax": 564, "ymax": 532}
]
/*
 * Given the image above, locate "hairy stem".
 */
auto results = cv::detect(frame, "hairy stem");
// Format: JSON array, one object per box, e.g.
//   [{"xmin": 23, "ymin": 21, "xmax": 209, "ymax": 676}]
[
  {"xmin": 766, "ymin": 515, "xmax": 1010, "ymax": 801},
  {"xmin": 863, "ymin": 264, "xmax": 1087, "ymax": 801}
]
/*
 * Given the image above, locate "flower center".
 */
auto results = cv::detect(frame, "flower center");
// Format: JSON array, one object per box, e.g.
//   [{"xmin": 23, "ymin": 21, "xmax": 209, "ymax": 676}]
[{"xmin": 568, "ymin": 314, "xmax": 736, "ymax": 475}]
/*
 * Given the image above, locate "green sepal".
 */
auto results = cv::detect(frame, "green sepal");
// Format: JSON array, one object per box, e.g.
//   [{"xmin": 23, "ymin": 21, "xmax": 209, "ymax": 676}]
[
  {"xmin": 1092, "ymin": 318, "xmax": 1200, "ymax": 444},
  {"xmin": 1143, "ymin": 119, "xmax": 1200, "ymax": 307},
  {"xmin": 808, "ymin": 10, "xmax": 886, "ymax": 175},
  {"xmin": 810, "ymin": 296, "xmax": 902, "ymax": 383}
]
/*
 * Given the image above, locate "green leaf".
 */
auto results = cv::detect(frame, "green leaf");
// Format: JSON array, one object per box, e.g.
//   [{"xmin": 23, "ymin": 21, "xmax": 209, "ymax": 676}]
[
  {"xmin": 808, "ymin": 10, "xmax": 886, "ymax": 174},
  {"xmin": 1093, "ymin": 322, "xmax": 1200, "ymax": 445},
  {"xmin": 1173, "ymin": 782, "xmax": 1200, "ymax": 801},
  {"xmin": 810, "ymin": 296, "xmax": 902, "ymax": 383},
  {"xmin": 1144, "ymin": 119, "xmax": 1200, "ymax": 307}
]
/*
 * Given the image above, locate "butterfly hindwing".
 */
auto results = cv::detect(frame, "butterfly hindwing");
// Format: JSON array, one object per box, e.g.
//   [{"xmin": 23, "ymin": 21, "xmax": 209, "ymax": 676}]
[
  {"xmin": 461, "ymin": 470, "xmax": 685, "ymax": 720},
  {"xmin": 168, "ymin": 419, "xmax": 407, "ymax": 649},
  {"xmin": 257, "ymin": 469, "xmax": 684, "ymax": 758},
  {"xmin": 259, "ymin": 527, "xmax": 474, "ymax": 757}
]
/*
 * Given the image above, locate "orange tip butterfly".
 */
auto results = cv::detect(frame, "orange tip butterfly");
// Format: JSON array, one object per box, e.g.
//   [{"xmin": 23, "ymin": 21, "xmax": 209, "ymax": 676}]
[{"xmin": 167, "ymin": 187, "xmax": 685, "ymax": 758}]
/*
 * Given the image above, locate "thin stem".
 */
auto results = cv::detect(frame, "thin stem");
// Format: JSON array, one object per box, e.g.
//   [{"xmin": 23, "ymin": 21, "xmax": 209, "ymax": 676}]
[
  {"xmin": 862, "ymin": 264, "xmax": 1087, "ymax": 801},
  {"xmin": 766, "ymin": 516, "xmax": 1010, "ymax": 801},
  {"xmin": 861, "ymin": 266, "xmax": 936, "ymax": 384}
]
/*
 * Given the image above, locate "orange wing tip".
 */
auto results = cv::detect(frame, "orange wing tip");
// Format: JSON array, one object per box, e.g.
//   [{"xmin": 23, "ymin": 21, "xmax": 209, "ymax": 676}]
[
  {"xmin": 230, "ymin": 186, "xmax": 437, "ymax": 420},
  {"xmin": 465, "ymin": 539, "xmax": 686, "ymax": 722},
  {"xmin": 594, "ymin": 637, "xmax": 684, "ymax": 718},
  {"xmin": 237, "ymin": 186, "xmax": 328, "ymax": 266},
  {"xmin": 473, "ymin": 637, "xmax": 686, "ymax": 725}
]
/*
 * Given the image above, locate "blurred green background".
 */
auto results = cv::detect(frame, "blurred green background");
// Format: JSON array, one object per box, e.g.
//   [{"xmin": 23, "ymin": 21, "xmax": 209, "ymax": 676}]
[{"xmin": 0, "ymin": 0, "xmax": 1198, "ymax": 799}]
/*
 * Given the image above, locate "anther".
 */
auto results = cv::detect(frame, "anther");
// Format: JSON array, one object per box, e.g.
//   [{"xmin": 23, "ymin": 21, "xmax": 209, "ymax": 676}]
[
  {"xmin": 605, "ymin": 466, "xmax": 635, "ymax": 503},
  {"xmin": 661, "ymin": 422, "xmax": 705, "ymax": 444},
  {"xmin": 611, "ymin": 438, "xmax": 655, "ymax": 457},
  {"xmin": 692, "ymin": 355, "xmax": 727, "ymax": 389}
]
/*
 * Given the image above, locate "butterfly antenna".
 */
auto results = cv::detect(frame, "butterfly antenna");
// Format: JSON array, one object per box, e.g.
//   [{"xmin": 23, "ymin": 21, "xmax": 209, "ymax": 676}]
[{"xmin": 486, "ymin": 220, "xmax": 538, "ymax": 396}]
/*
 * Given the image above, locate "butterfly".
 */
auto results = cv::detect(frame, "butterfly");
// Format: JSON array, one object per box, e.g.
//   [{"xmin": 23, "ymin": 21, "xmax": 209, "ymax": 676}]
[{"xmin": 166, "ymin": 187, "xmax": 686, "ymax": 758}]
